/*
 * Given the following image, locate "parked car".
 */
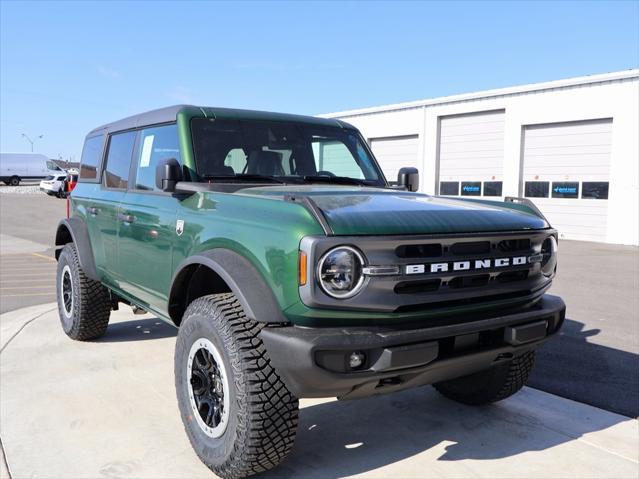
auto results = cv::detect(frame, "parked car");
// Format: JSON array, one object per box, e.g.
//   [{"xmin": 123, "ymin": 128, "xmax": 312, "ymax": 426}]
[
  {"xmin": 0, "ymin": 153, "xmax": 64, "ymax": 186},
  {"xmin": 54, "ymin": 105, "xmax": 565, "ymax": 479},
  {"xmin": 40, "ymin": 173, "xmax": 68, "ymax": 197}
]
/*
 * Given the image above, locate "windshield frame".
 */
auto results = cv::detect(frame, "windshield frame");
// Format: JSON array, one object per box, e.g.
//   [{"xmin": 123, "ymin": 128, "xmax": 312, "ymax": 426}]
[{"xmin": 189, "ymin": 117, "xmax": 389, "ymax": 188}]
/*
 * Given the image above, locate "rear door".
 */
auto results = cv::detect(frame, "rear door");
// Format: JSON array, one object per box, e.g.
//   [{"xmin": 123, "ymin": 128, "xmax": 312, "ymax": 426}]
[
  {"xmin": 90, "ymin": 130, "xmax": 137, "ymax": 287},
  {"xmin": 117, "ymin": 124, "xmax": 181, "ymax": 312}
]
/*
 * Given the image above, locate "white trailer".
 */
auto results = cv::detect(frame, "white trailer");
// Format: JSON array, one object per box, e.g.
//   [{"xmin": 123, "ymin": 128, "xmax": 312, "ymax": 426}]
[{"xmin": 0, "ymin": 153, "xmax": 64, "ymax": 186}]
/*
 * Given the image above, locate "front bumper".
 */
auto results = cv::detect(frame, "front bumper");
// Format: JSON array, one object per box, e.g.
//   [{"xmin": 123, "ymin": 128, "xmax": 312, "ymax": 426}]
[{"xmin": 260, "ymin": 294, "xmax": 565, "ymax": 399}]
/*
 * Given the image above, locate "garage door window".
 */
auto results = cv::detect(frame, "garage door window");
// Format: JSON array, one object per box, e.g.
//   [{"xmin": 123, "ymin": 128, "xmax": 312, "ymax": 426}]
[
  {"xmin": 461, "ymin": 182, "xmax": 481, "ymax": 196},
  {"xmin": 439, "ymin": 181, "xmax": 459, "ymax": 196},
  {"xmin": 525, "ymin": 181, "xmax": 549, "ymax": 198},
  {"xmin": 483, "ymin": 181, "xmax": 503, "ymax": 196},
  {"xmin": 551, "ymin": 182, "xmax": 579, "ymax": 199},
  {"xmin": 582, "ymin": 182, "xmax": 609, "ymax": 200}
]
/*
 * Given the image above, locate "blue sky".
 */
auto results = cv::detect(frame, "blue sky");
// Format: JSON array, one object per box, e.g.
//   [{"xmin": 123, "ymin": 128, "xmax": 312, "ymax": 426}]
[{"xmin": 1, "ymin": 0, "xmax": 637, "ymax": 161}]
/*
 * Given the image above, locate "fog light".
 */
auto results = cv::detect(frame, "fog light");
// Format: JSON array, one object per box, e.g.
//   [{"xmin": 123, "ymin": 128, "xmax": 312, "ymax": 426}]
[{"xmin": 349, "ymin": 351, "xmax": 365, "ymax": 369}]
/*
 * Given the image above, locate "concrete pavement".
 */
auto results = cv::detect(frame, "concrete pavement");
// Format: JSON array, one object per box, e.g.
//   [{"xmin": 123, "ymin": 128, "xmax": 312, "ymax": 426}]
[{"xmin": 1, "ymin": 304, "xmax": 637, "ymax": 478}]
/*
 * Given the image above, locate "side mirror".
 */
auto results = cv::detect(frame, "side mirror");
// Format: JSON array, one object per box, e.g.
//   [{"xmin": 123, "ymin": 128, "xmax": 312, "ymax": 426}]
[
  {"xmin": 397, "ymin": 167, "xmax": 419, "ymax": 192},
  {"xmin": 155, "ymin": 158, "xmax": 182, "ymax": 192}
]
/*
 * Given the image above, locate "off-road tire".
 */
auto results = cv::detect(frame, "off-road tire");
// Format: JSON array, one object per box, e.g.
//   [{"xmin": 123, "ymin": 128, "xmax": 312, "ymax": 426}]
[
  {"xmin": 175, "ymin": 293, "xmax": 299, "ymax": 479},
  {"xmin": 433, "ymin": 350, "xmax": 535, "ymax": 405},
  {"xmin": 56, "ymin": 243, "xmax": 111, "ymax": 340}
]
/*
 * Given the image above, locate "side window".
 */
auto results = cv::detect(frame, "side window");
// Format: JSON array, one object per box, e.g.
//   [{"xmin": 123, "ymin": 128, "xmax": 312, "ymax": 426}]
[
  {"xmin": 311, "ymin": 140, "xmax": 364, "ymax": 179},
  {"xmin": 79, "ymin": 135, "xmax": 105, "ymax": 182},
  {"xmin": 134, "ymin": 125, "xmax": 181, "ymax": 191},
  {"xmin": 104, "ymin": 131, "xmax": 136, "ymax": 189}
]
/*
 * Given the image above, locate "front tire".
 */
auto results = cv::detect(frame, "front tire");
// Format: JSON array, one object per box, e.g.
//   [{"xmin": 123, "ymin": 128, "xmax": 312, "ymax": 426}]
[
  {"xmin": 175, "ymin": 293, "xmax": 299, "ymax": 479},
  {"xmin": 433, "ymin": 350, "xmax": 535, "ymax": 405},
  {"xmin": 9, "ymin": 176, "xmax": 20, "ymax": 186},
  {"xmin": 56, "ymin": 243, "xmax": 111, "ymax": 340}
]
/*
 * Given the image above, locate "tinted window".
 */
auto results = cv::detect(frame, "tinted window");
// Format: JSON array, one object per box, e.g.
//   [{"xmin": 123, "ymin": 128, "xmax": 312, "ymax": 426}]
[
  {"xmin": 439, "ymin": 181, "xmax": 459, "ymax": 195},
  {"xmin": 134, "ymin": 125, "xmax": 181, "ymax": 191},
  {"xmin": 191, "ymin": 118, "xmax": 382, "ymax": 184},
  {"xmin": 483, "ymin": 181, "xmax": 503, "ymax": 196},
  {"xmin": 582, "ymin": 182, "xmax": 609, "ymax": 200},
  {"xmin": 551, "ymin": 182, "xmax": 579, "ymax": 199},
  {"xmin": 79, "ymin": 136, "xmax": 104, "ymax": 182},
  {"xmin": 461, "ymin": 181, "xmax": 481, "ymax": 196},
  {"xmin": 104, "ymin": 131, "xmax": 136, "ymax": 189},
  {"xmin": 525, "ymin": 181, "xmax": 549, "ymax": 198}
]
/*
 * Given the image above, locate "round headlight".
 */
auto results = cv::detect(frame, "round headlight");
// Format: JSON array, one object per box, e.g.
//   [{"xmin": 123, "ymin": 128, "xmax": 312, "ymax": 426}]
[
  {"xmin": 317, "ymin": 246, "xmax": 366, "ymax": 299},
  {"xmin": 540, "ymin": 236, "xmax": 558, "ymax": 277}
]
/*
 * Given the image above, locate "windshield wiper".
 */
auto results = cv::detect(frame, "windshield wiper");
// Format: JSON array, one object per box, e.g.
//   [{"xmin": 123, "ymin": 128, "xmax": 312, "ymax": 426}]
[
  {"xmin": 201, "ymin": 174, "xmax": 287, "ymax": 184},
  {"xmin": 302, "ymin": 175, "xmax": 370, "ymax": 186}
]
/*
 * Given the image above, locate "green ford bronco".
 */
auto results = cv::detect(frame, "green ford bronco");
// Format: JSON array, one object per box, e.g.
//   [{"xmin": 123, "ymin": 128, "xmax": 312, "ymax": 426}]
[{"xmin": 55, "ymin": 105, "xmax": 565, "ymax": 478}]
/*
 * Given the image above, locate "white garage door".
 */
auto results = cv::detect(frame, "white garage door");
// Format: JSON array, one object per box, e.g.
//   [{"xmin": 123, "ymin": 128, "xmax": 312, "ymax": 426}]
[
  {"xmin": 437, "ymin": 110, "xmax": 505, "ymax": 198},
  {"xmin": 522, "ymin": 119, "xmax": 612, "ymax": 242},
  {"xmin": 370, "ymin": 135, "xmax": 419, "ymax": 182}
]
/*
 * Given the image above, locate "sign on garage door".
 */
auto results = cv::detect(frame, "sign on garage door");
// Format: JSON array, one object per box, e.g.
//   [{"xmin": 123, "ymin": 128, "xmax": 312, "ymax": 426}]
[
  {"xmin": 437, "ymin": 110, "xmax": 505, "ymax": 197},
  {"xmin": 370, "ymin": 135, "xmax": 419, "ymax": 182},
  {"xmin": 521, "ymin": 118, "xmax": 612, "ymax": 242}
]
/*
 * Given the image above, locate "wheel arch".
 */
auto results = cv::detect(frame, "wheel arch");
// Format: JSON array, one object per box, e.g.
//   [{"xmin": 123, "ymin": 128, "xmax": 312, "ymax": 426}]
[
  {"xmin": 168, "ymin": 249, "xmax": 288, "ymax": 327},
  {"xmin": 55, "ymin": 217, "xmax": 100, "ymax": 281}
]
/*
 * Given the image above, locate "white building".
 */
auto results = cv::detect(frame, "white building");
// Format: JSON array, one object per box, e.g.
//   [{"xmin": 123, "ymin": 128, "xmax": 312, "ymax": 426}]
[{"xmin": 320, "ymin": 70, "xmax": 639, "ymax": 245}]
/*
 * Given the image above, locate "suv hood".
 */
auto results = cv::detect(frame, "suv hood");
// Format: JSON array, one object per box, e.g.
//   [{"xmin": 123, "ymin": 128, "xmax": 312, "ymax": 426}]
[{"xmin": 238, "ymin": 186, "xmax": 549, "ymax": 235}]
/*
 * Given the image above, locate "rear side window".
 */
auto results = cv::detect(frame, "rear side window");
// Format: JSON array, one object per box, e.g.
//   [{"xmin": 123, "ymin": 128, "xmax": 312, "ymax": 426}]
[
  {"xmin": 134, "ymin": 124, "xmax": 181, "ymax": 191},
  {"xmin": 79, "ymin": 136, "xmax": 105, "ymax": 182},
  {"xmin": 104, "ymin": 131, "xmax": 136, "ymax": 189}
]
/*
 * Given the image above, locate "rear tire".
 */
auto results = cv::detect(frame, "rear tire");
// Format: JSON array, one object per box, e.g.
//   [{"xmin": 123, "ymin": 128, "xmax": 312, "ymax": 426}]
[
  {"xmin": 433, "ymin": 350, "xmax": 535, "ymax": 405},
  {"xmin": 175, "ymin": 293, "xmax": 299, "ymax": 479},
  {"xmin": 56, "ymin": 243, "xmax": 111, "ymax": 340}
]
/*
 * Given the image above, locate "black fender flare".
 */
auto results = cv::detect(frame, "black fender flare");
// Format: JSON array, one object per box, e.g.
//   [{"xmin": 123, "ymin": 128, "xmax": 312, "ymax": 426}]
[
  {"xmin": 169, "ymin": 249, "xmax": 288, "ymax": 325},
  {"xmin": 55, "ymin": 217, "xmax": 100, "ymax": 281}
]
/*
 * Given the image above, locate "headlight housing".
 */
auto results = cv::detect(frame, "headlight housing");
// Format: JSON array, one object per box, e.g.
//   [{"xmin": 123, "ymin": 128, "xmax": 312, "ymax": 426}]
[
  {"xmin": 540, "ymin": 236, "xmax": 558, "ymax": 277},
  {"xmin": 317, "ymin": 246, "xmax": 366, "ymax": 299}
]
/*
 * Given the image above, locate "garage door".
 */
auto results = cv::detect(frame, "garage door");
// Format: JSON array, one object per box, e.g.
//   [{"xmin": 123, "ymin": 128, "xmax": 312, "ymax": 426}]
[
  {"xmin": 437, "ymin": 110, "xmax": 505, "ymax": 198},
  {"xmin": 370, "ymin": 135, "xmax": 419, "ymax": 182},
  {"xmin": 522, "ymin": 119, "xmax": 612, "ymax": 242}
]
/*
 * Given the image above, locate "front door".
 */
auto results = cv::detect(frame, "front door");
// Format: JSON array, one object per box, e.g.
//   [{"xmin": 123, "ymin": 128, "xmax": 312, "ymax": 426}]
[{"xmin": 117, "ymin": 124, "xmax": 181, "ymax": 314}]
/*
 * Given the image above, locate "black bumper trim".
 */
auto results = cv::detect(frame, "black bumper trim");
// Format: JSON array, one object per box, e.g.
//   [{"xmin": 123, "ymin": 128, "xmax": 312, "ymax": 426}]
[{"xmin": 260, "ymin": 294, "xmax": 565, "ymax": 399}]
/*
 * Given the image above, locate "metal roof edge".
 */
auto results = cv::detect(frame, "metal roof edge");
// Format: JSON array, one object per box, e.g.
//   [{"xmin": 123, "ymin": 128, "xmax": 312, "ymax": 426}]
[{"xmin": 318, "ymin": 69, "xmax": 639, "ymax": 118}]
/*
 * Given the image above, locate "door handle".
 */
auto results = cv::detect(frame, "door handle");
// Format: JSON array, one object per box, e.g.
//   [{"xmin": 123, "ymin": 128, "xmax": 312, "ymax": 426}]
[
  {"xmin": 88, "ymin": 207, "xmax": 98, "ymax": 216},
  {"xmin": 118, "ymin": 213, "xmax": 135, "ymax": 224}
]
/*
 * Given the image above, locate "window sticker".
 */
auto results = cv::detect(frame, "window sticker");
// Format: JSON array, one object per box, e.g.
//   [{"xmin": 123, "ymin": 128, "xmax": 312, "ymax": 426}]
[
  {"xmin": 551, "ymin": 182, "xmax": 579, "ymax": 199},
  {"xmin": 140, "ymin": 135, "xmax": 155, "ymax": 168},
  {"xmin": 461, "ymin": 182, "xmax": 481, "ymax": 196}
]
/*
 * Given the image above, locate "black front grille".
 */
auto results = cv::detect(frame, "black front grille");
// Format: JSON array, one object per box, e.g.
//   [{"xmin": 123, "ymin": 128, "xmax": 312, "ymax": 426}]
[
  {"xmin": 450, "ymin": 241, "xmax": 491, "ymax": 255},
  {"xmin": 396, "ymin": 243, "xmax": 442, "ymax": 258}
]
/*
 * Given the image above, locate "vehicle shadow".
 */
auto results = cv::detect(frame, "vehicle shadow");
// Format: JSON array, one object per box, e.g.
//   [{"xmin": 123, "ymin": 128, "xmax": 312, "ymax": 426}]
[
  {"xmin": 529, "ymin": 318, "xmax": 639, "ymax": 418},
  {"xmin": 96, "ymin": 317, "xmax": 177, "ymax": 343},
  {"xmin": 264, "ymin": 385, "xmax": 630, "ymax": 479}
]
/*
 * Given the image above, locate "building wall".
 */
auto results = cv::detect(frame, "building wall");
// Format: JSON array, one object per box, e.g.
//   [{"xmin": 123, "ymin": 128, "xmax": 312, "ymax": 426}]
[{"xmin": 322, "ymin": 72, "xmax": 639, "ymax": 245}]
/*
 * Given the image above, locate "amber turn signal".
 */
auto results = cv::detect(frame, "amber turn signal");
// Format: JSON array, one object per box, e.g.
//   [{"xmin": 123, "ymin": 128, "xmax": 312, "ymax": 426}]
[{"xmin": 298, "ymin": 251, "xmax": 307, "ymax": 286}]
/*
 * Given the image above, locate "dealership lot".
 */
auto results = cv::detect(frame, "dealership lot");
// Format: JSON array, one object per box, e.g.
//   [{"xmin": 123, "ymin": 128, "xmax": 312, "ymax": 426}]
[{"xmin": 0, "ymin": 191, "xmax": 637, "ymax": 476}]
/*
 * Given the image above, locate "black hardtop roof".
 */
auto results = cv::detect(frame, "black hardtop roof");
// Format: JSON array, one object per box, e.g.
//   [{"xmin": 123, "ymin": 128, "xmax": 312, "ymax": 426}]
[{"xmin": 87, "ymin": 105, "xmax": 354, "ymax": 137}]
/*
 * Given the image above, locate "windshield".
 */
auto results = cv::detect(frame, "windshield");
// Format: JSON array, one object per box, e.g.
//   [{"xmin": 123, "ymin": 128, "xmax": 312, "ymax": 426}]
[
  {"xmin": 191, "ymin": 118, "xmax": 385, "ymax": 186},
  {"xmin": 46, "ymin": 160, "xmax": 62, "ymax": 171}
]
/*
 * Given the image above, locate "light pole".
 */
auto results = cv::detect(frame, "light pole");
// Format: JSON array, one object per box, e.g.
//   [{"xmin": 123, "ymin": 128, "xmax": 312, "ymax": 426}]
[{"xmin": 21, "ymin": 133, "xmax": 44, "ymax": 152}]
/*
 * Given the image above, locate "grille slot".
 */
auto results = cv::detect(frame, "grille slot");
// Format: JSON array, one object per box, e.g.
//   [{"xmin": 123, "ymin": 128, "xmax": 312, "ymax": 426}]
[
  {"xmin": 498, "ymin": 239, "xmax": 531, "ymax": 252},
  {"xmin": 396, "ymin": 243, "xmax": 442, "ymax": 258},
  {"xmin": 496, "ymin": 270, "xmax": 529, "ymax": 283},
  {"xmin": 450, "ymin": 241, "xmax": 491, "ymax": 255},
  {"xmin": 448, "ymin": 274, "xmax": 491, "ymax": 289},
  {"xmin": 394, "ymin": 279, "xmax": 441, "ymax": 294}
]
